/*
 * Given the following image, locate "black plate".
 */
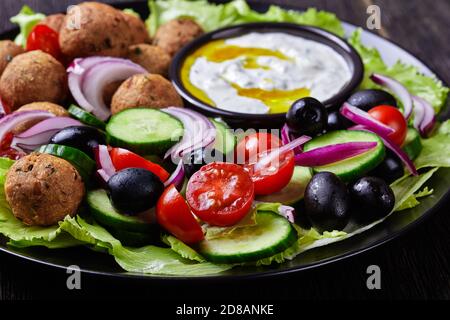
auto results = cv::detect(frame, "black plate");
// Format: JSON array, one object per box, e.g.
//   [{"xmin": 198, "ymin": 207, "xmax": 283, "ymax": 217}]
[
  {"xmin": 0, "ymin": 0, "xmax": 449, "ymax": 281},
  {"xmin": 169, "ymin": 22, "xmax": 363, "ymax": 128}
]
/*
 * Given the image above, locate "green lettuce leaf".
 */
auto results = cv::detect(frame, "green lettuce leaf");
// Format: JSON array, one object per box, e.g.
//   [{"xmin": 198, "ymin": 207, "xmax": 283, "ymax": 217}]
[
  {"xmin": 10, "ymin": 5, "xmax": 45, "ymax": 47},
  {"xmin": 146, "ymin": 0, "xmax": 344, "ymax": 36},
  {"xmin": 349, "ymin": 29, "xmax": 449, "ymax": 112},
  {"xmin": 396, "ymin": 187, "xmax": 433, "ymax": 211},
  {"xmin": 414, "ymin": 120, "xmax": 450, "ymax": 169},
  {"xmin": 60, "ymin": 215, "xmax": 231, "ymax": 275},
  {"xmin": 123, "ymin": 8, "xmax": 141, "ymax": 19}
]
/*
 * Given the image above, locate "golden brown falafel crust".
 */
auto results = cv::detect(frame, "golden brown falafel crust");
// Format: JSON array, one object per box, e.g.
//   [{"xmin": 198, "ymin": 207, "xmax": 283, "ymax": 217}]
[
  {"xmin": 59, "ymin": 2, "xmax": 133, "ymax": 59},
  {"xmin": 127, "ymin": 44, "xmax": 171, "ymax": 77},
  {"xmin": 38, "ymin": 14, "xmax": 65, "ymax": 32},
  {"xmin": 0, "ymin": 40, "xmax": 24, "ymax": 77},
  {"xmin": 123, "ymin": 13, "xmax": 151, "ymax": 44},
  {"xmin": 13, "ymin": 102, "xmax": 70, "ymax": 134},
  {"xmin": 111, "ymin": 74, "xmax": 183, "ymax": 114},
  {"xmin": 5, "ymin": 153, "xmax": 85, "ymax": 226},
  {"xmin": 0, "ymin": 50, "xmax": 67, "ymax": 111},
  {"xmin": 153, "ymin": 19, "xmax": 204, "ymax": 57}
]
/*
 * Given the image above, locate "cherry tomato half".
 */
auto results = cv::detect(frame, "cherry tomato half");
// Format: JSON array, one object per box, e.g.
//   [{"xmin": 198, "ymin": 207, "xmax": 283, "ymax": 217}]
[
  {"xmin": 26, "ymin": 24, "xmax": 63, "ymax": 61},
  {"xmin": 236, "ymin": 133, "xmax": 295, "ymax": 195},
  {"xmin": 368, "ymin": 105, "xmax": 407, "ymax": 145},
  {"xmin": 109, "ymin": 148, "xmax": 170, "ymax": 182},
  {"xmin": 156, "ymin": 184, "xmax": 204, "ymax": 244},
  {"xmin": 186, "ymin": 162, "xmax": 254, "ymax": 226}
]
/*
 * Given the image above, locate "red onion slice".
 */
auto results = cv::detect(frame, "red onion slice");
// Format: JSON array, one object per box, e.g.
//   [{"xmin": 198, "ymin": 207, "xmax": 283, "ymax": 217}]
[
  {"xmin": 163, "ymin": 107, "xmax": 216, "ymax": 162},
  {"xmin": 281, "ymin": 124, "xmax": 291, "ymax": 145},
  {"xmin": 370, "ymin": 73, "xmax": 413, "ymax": 119},
  {"xmin": 349, "ymin": 125, "xmax": 417, "ymax": 175},
  {"xmin": 294, "ymin": 141, "xmax": 377, "ymax": 167},
  {"xmin": 96, "ymin": 145, "xmax": 116, "ymax": 180},
  {"xmin": 412, "ymin": 96, "xmax": 435, "ymax": 137},
  {"xmin": 164, "ymin": 160, "xmax": 185, "ymax": 190},
  {"xmin": 97, "ymin": 168, "xmax": 112, "ymax": 183},
  {"xmin": 278, "ymin": 205, "xmax": 295, "ymax": 223},
  {"xmin": 0, "ymin": 110, "xmax": 54, "ymax": 144},
  {"xmin": 68, "ymin": 57, "xmax": 147, "ymax": 121},
  {"xmin": 340, "ymin": 102, "xmax": 395, "ymax": 136},
  {"xmin": 11, "ymin": 117, "xmax": 83, "ymax": 151}
]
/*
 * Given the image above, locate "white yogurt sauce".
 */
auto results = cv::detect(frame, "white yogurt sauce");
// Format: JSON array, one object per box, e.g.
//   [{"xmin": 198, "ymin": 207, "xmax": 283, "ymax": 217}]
[{"xmin": 188, "ymin": 32, "xmax": 352, "ymax": 114}]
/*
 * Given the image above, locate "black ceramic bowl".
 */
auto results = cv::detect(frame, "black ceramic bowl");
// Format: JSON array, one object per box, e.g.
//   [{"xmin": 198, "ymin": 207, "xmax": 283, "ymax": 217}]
[{"xmin": 169, "ymin": 22, "xmax": 364, "ymax": 129}]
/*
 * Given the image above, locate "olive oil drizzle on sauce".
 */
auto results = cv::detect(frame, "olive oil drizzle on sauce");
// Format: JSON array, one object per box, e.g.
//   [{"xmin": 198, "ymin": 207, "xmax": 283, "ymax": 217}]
[{"xmin": 181, "ymin": 39, "xmax": 310, "ymax": 113}]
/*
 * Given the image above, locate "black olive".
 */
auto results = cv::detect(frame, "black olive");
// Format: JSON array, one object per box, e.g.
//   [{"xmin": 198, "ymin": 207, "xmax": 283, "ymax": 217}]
[
  {"xmin": 286, "ymin": 97, "xmax": 327, "ymax": 137},
  {"xmin": 347, "ymin": 89, "xmax": 397, "ymax": 111},
  {"xmin": 326, "ymin": 110, "xmax": 353, "ymax": 131},
  {"xmin": 108, "ymin": 168, "xmax": 164, "ymax": 215},
  {"xmin": 349, "ymin": 176, "xmax": 395, "ymax": 223},
  {"xmin": 304, "ymin": 172, "xmax": 351, "ymax": 232},
  {"xmin": 369, "ymin": 149, "xmax": 404, "ymax": 184},
  {"xmin": 50, "ymin": 126, "xmax": 106, "ymax": 158},
  {"xmin": 183, "ymin": 147, "xmax": 225, "ymax": 178}
]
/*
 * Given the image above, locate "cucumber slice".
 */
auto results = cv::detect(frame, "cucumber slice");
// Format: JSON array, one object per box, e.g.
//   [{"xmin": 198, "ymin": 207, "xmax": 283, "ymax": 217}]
[
  {"xmin": 197, "ymin": 211, "xmax": 297, "ymax": 263},
  {"xmin": 211, "ymin": 118, "xmax": 236, "ymax": 155},
  {"xmin": 303, "ymin": 130, "xmax": 385, "ymax": 182},
  {"xmin": 87, "ymin": 189, "xmax": 153, "ymax": 232},
  {"xmin": 38, "ymin": 144, "xmax": 95, "ymax": 181},
  {"xmin": 256, "ymin": 166, "xmax": 312, "ymax": 205},
  {"xmin": 68, "ymin": 104, "xmax": 106, "ymax": 130},
  {"xmin": 109, "ymin": 228, "xmax": 155, "ymax": 247},
  {"xmin": 106, "ymin": 108, "xmax": 183, "ymax": 155},
  {"xmin": 402, "ymin": 128, "xmax": 422, "ymax": 160}
]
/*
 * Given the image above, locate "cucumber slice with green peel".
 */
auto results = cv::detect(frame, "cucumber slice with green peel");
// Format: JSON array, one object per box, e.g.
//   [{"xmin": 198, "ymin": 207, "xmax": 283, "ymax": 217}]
[
  {"xmin": 211, "ymin": 118, "xmax": 236, "ymax": 156},
  {"xmin": 68, "ymin": 104, "xmax": 106, "ymax": 130},
  {"xmin": 109, "ymin": 228, "xmax": 156, "ymax": 247},
  {"xmin": 256, "ymin": 166, "xmax": 312, "ymax": 205},
  {"xmin": 106, "ymin": 108, "xmax": 183, "ymax": 155},
  {"xmin": 197, "ymin": 211, "xmax": 297, "ymax": 263},
  {"xmin": 87, "ymin": 189, "xmax": 153, "ymax": 232},
  {"xmin": 38, "ymin": 144, "xmax": 95, "ymax": 181},
  {"xmin": 402, "ymin": 128, "xmax": 422, "ymax": 160},
  {"xmin": 303, "ymin": 130, "xmax": 385, "ymax": 182}
]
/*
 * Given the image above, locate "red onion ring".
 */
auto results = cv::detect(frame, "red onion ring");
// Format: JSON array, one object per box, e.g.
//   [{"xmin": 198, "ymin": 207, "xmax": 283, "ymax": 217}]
[
  {"xmin": 164, "ymin": 160, "xmax": 185, "ymax": 190},
  {"xmin": 370, "ymin": 73, "xmax": 413, "ymax": 119},
  {"xmin": 412, "ymin": 96, "xmax": 435, "ymax": 137},
  {"xmin": 278, "ymin": 205, "xmax": 295, "ymax": 223},
  {"xmin": 349, "ymin": 125, "xmax": 418, "ymax": 175},
  {"xmin": 0, "ymin": 110, "xmax": 54, "ymax": 145},
  {"xmin": 294, "ymin": 141, "xmax": 377, "ymax": 167},
  {"xmin": 340, "ymin": 102, "xmax": 395, "ymax": 136},
  {"xmin": 94, "ymin": 145, "xmax": 116, "ymax": 183}
]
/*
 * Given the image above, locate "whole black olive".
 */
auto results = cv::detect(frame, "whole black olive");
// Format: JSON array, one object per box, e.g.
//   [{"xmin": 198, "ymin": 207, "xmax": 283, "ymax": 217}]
[
  {"xmin": 347, "ymin": 89, "xmax": 397, "ymax": 111},
  {"xmin": 369, "ymin": 150, "xmax": 404, "ymax": 184},
  {"xmin": 349, "ymin": 176, "xmax": 395, "ymax": 223},
  {"xmin": 286, "ymin": 97, "xmax": 327, "ymax": 137},
  {"xmin": 304, "ymin": 172, "xmax": 351, "ymax": 232},
  {"xmin": 50, "ymin": 126, "xmax": 106, "ymax": 158},
  {"xmin": 183, "ymin": 147, "xmax": 225, "ymax": 178},
  {"xmin": 327, "ymin": 110, "xmax": 353, "ymax": 131},
  {"xmin": 108, "ymin": 168, "xmax": 164, "ymax": 215}
]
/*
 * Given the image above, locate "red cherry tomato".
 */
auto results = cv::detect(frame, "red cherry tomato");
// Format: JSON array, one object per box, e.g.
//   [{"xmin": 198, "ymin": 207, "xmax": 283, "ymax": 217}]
[
  {"xmin": 156, "ymin": 184, "xmax": 204, "ymax": 244},
  {"xmin": 368, "ymin": 105, "xmax": 407, "ymax": 145},
  {"xmin": 26, "ymin": 24, "xmax": 63, "ymax": 61},
  {"xmin": 186, "ymin": 162, "xmax": 254, "ymax": 226},
  {"xmin": 236, "ymin": 132, "xmax": 295, "ymax": 195},
  {"xmin": 109, "ymin": 148, "xmax": 170, "ymax": 182}
]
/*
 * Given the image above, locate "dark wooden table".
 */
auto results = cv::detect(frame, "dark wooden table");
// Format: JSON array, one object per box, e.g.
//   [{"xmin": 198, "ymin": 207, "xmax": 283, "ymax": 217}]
[{"xmin": 0, "ymin": 0, "xmax": 449, "ymax": 301}]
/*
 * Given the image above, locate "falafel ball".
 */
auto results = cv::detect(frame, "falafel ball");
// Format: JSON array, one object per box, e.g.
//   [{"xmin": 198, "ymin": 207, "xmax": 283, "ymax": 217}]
[
  {"xmin": 111, "ymin": 74, "xmax": 183, "ymax": 114},
  {"xmin": 0, "ymin": 40, "xmax": 24, "ymax": 77},
  {"xmin": 103, "ymin": 80, "xmax": 123, "ymax": 107},
  {"xmin": 59, "ymin": 2, "xmax": 133, "ymax": 59},
  {"xmin": 123, "ymin": 12, "xmax": 151, "ymax": 44},
  {"xmin": 38, "ymin": 13, "xmax": 65, "ymax": 32},
  {"xmin": 13, "ymin": 102, "xmax": 69, "ymax": 134},
  {"xmin": 5, "ymin": 153, "xmax": 85, "ymax": 226},
  {"xmin": 0, "ymin": 50, "xmax": 67, "ymax": 111},
  {"xmin": 127, "ymin": 44, "xmax": 171, "ymax": 76},
  {"xmin": 153, "ymin": 19, "xmax": 203, "ymax": 57}
]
